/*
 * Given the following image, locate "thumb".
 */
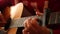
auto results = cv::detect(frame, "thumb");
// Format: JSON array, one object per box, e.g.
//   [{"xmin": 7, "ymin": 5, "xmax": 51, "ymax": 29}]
[{"xmin": 36, "ymin": 11, "xmax": 43, "ymax": 16}]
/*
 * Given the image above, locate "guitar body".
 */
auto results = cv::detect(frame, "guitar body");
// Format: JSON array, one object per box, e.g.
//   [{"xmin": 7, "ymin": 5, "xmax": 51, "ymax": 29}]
[{"xmin": 8, "ymin": 2, "xmax": 24, "ymax": 34}]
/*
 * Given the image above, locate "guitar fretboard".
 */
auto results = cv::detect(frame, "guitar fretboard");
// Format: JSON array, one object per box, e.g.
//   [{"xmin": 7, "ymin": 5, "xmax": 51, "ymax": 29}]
[{"xmin": 10, "ymin": 16, "xmax": 42, "ymax": 28}]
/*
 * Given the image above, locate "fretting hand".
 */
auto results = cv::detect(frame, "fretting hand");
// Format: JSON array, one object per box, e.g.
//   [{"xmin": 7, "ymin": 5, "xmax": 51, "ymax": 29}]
[{"xmin": 23, "ymin": 17, "xmax": 50, "ymax": 34}]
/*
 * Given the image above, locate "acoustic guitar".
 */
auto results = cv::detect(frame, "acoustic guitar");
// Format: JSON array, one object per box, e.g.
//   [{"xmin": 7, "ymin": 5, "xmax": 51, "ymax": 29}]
[
  {"xmin": 7, "ymin": 2, "xmax": 36, "ymax": 34},
  {"xmin": 7, "ymin": 1, "xmax": 48, "ymax": 34}
]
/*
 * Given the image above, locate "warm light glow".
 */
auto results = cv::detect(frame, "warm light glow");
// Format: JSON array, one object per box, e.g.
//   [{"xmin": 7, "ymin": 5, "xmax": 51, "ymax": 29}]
[{"xmin": 10, "ymin": 3, "xmax": 23, "ymax": 19}]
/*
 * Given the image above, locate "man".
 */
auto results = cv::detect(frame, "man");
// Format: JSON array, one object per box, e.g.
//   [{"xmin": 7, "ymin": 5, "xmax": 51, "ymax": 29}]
[{"xmin": 8, "ymin": 0, "xmax": 60, "ymax": 34}]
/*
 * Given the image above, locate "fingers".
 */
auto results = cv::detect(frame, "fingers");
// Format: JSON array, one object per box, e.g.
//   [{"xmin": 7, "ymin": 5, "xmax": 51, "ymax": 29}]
[
  {"xmin": 36, "ymin": 11, "xmax": 43, "ymax": 16},
  {"xmin": 23, "ymin": 17, "xmax": 42, "ymax": 33},
  {"xmin": 24, "ymin": 18, "xmax": 37, "ymax": 31},
  {"xmin": 24, "ymin": 17, "xmax": 38, "ymax": 28},
  {"xmin": 24, "ymin": 18, "xmax": 32, "ymax": 28},
  {"xmin": 24, "ymin": 17, "xmax": 42, "ymax": 28},
  {"xmin": 31, "ymin": 18, "xmax": 42, "ymax": 29},
  {"xmin": 24, "ymin": 17, "xmax": 38, "ymax": 27}
]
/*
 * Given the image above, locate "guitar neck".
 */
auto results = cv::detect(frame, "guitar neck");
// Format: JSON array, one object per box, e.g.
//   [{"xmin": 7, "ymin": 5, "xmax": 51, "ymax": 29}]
[{"xmin": 10, "ymin": 16, "xmax": 42, "ymax": 28}]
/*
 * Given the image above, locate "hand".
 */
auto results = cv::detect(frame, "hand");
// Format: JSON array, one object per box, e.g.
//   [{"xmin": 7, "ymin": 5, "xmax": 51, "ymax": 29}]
[{"xmin": 22, "ymin": 18, "xmax": 50, "ymax": 34}]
